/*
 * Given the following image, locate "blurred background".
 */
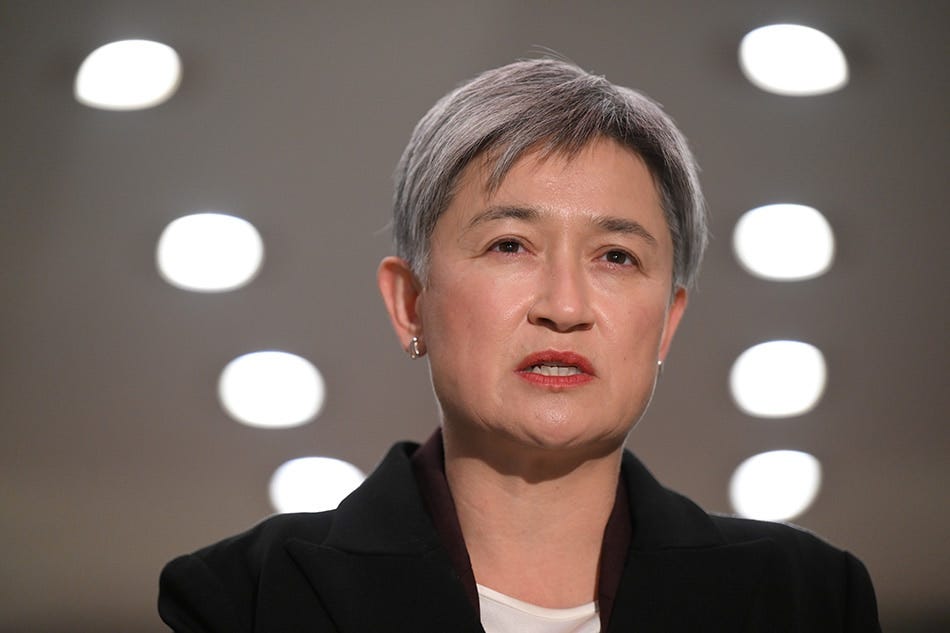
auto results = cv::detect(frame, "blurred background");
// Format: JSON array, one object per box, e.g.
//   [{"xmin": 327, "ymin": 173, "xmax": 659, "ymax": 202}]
[{"xmin": 1, "ymin": 1, "xmax": 947, "ymax": 631}]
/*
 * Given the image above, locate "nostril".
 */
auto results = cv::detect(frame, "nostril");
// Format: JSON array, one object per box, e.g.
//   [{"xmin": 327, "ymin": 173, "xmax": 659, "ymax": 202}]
[
  {"xmin": 531, "ymin": 314, "xmax": 593, "ymax": 334},
  {"xmin": 527, "ymin": 268, "xmax": 596, "ymax": 332}
]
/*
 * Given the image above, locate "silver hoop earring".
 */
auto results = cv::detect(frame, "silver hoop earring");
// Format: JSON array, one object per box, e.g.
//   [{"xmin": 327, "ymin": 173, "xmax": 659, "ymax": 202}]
[
  {"xmin": 657, "ymin": 360, "xmax": 664, "ymax": 377},
  {"xmin": 408, "ymin": 336, "xmax": 424, "ymax": 359}
]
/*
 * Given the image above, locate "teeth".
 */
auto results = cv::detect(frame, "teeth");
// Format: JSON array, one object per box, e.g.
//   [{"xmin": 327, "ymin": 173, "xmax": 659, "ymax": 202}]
[{"xmin": 529, "ymin": 364, "xmax": 582, "ymax": 377}]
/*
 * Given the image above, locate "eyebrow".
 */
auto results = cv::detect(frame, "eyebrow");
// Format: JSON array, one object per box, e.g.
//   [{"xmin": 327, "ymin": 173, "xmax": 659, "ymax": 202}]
[
  {"xmin": 466, "ymin": 204, "xmax": 658, "ymax": 246},
  {"xmin": 465, "ymin": 205, "xmax": 540, "ymax": 228},
  {"xmin": 592, "ymin": 215, "xmax": 658, "ymax": 246}
]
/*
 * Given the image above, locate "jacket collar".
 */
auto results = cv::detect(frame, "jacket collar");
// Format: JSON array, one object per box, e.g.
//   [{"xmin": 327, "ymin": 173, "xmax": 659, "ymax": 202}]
[
  {"xmin": 285, "ymin": 441, "xmax": 773, "ymax": 633},
  {"xmin": 620, "ymin": 449, "xmax": 725, "ymax": 550},
  {"xmin": 318, "ymin": 441, "xmax": 438, "ymax": 555},
  {"xmin": 284, "ymin": 442, "xmax": 484, "ymax": 632},
  {"xmin": 610, "ymin": 451, "xmax": 775, "ymax": 632},
  {"xmin": 314, "ymin": 441, "xmax": 728, "ymax": 555}
]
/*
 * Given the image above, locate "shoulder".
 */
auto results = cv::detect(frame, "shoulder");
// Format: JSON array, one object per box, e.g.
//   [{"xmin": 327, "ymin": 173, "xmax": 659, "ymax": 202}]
[
  {"xmin": 709, "ymin": 514, "xmax": 880, "ymax": 630},
  {"xmin": 621, "ymin": 451, "xmax": 881, "ymax": 629},
  {"xmin": 622, "ymin": 449, "xmax": 871, "ymax": 575},
  {"xmin": 710, "ymin": 512, "xmax": 861, "ymax": 570},
  {"xmin": 163, "ymin": 510, "xmax": 335, "ymax": 585},
  {"xmin": 201, "ymin": 511, "xmax": 334, "ymax": 561},
  {"xmin": 158, "ymin": 442, "xmax": 427, "ymax": 632},
  {"xmin": 159, "ymin": 512, "xmax": 336, "ymax": 632},
  {"xmin": 712, "ymin": 512, "xmax": 831, "ymax": 547}
]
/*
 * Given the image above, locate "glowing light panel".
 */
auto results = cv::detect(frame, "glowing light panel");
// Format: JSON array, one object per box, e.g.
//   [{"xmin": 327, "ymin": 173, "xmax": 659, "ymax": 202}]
[
  {"xmin": 739, "ymin": 24, "xmax": 848, "ymax": 96},
  {"xmin": 156, "ymin": 213, "xmax": 264, "ymax": 292},
  {"xmin": 730, "ymin": 450, "xmax": 822, "ymax": 521},
  {"xmin": 219, "ymin": 351, "xmax": 325, "ymax": 428},
  {"xmin": 75, "ymin": 39, "xmax": 182, "ymax": 110},
  {"xmin": 269, "ymin": 457, "xmax": 365, "ymax": 513},
  {"xmin": 730, "ymin": 340, "xmax": 827, "ymax": 418},
  {"xmin": 733, "ymin": 204, "xmax": 835, "ymax": 281}
]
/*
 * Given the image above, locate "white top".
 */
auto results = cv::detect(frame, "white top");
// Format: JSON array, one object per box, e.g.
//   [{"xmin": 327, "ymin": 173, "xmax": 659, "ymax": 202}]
[{"xmin": 477, "ymin": 584, "xmax": 600, "ymax": 633}]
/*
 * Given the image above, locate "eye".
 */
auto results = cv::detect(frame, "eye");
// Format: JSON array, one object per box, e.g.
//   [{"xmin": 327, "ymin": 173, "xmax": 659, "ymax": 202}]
[
  {"xmin": 490, "ymin": 239, "xmax": 525, "ymax": 254},
  {"xmin": 601, "ymin": 249, "xmax": 638, "ymax": 266}
]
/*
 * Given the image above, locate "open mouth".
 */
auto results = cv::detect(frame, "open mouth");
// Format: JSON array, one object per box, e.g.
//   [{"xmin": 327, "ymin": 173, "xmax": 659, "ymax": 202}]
[
  {"xmin": 517, "ymin": 351, "xmax": 595, "ymax": 384},
  {"xmin": 525, "ymin": 363, "xmax": 584, "ymax": 377}
]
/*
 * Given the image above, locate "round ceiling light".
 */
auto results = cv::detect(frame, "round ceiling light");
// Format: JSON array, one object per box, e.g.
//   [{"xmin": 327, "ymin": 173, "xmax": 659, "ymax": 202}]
[
  {"xmin": 269, "ymin": 457, "xmax": 365, "ymax": 513},
  {"xmin": 730, "ymin": 450, "xmax": 822, "ymax": 521},
  {"xmin": 75, "ymin": 39, "xmax": 182, "ymax": 110},
  {"xmin": 733, "ymin": 204, "xmax": 835, "ymax": 281},
  {"xmin": 739, "ymin": 24, "xmax": 848, "ymax": 96},
  {"xmin": 156, "ymin": 212, "xmax": 264, "ymax": 292},
  {"xmin": 219, "ymin": 351, "xmax": 325, "ymax": 429},
  {"xmin": 730, "ymin": 340, "xmax": 827, "ymax": 418}
]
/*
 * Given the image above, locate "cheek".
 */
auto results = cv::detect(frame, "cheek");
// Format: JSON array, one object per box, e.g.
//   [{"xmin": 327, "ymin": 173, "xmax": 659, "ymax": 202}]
[
  {"xmin": 603, "ymin": 302, "xmax": 672, "ymax": 366},
  {"xmin": 421, "ymin": 283, "xmax": 492, "ymax": 366},
  {"xmin": 427, "ymin": 270, "xmax": 528, "ymax": 336}
]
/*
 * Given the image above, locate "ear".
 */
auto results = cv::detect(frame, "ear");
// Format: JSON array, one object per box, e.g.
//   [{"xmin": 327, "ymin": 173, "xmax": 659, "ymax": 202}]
[
  {"xmin": 377, "ymin": 256, "xmax": 423, "ymax": 350},
  {"xmin": 658, "ymin": 287, "xmax": 688, "ymax": 362}
]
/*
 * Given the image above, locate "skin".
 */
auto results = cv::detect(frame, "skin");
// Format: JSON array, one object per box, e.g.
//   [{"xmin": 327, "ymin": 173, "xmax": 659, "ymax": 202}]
[{"xmin": 378, "ymin": 137, "xmax": 687, "ymax": 607}]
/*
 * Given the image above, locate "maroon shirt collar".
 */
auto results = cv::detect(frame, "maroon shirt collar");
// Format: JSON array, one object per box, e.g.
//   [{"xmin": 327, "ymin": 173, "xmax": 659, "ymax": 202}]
[{"xmin": 410, "ymin": 428, "xmax": 632, "ymax": 630}]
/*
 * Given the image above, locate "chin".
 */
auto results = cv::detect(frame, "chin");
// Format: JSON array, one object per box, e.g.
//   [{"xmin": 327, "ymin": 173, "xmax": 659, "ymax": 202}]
[{"xmin": 517, "ymin": 415, "xmax": 628, "ymax": 456}]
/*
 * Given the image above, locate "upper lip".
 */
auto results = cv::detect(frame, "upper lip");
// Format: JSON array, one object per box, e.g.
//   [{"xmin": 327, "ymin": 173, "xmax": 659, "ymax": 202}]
[{"xmin": 517, "ymin": 350, "xmax": 596, "ymax": 376}]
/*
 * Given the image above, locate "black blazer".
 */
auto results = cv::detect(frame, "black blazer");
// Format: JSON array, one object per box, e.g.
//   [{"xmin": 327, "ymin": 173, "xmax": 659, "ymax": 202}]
[{"xmin": 159, "ymin": 442, "xmax": 881, "ymax": 632}]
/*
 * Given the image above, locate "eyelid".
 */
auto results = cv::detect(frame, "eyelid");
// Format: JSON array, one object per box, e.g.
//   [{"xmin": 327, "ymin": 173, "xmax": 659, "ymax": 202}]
[
  {"xmin": 488, "ymin": 237, "xmax": 527, "ymax": 254},
  {"xmin": 599, "ymin": 247, "xmax": 641, "ymax": 267}
]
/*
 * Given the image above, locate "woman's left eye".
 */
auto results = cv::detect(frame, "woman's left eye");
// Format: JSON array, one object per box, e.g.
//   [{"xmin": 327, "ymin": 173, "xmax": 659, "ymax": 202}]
[
  {"xmin": 490, "ymin": 240, "xmax": 524, "ymax": 254},
  {"xmin": 601, "ymin": 250, "xmax": 637, "ymax": 266}
]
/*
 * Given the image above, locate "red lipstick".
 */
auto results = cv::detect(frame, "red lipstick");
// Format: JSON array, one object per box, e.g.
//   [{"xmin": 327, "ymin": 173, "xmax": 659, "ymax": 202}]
[{"xmin": 516, "ymin": 350, "xmax": 595, "ymax": 388}]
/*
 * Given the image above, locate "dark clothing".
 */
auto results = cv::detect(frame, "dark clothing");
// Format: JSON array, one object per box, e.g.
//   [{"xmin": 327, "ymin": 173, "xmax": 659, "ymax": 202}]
[
  {"xmin": 159, "ymin": 438, "xmax": 882, "ymax": 632},
  {"xmin": 408, "ymin": 430, "xmax": 632, "ymax": 630},
  {"xmin": 407, "ymin": 430, "xmax": 480, "ymax": 615}
]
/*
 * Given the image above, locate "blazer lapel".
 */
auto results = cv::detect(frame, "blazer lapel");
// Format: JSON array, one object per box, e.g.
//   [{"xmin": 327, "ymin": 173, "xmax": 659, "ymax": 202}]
[
  {"xmin": 607, "ymin": 452, "xmax": 775, "ymax": 632},
  {"xmin": 277, "ymin": 444, "xmax": 781, "ymax": 632},
  {"xmin": 287, "ymin": 540, "xmax": 483, "ymax": 633},
  {"xmin": 284, "ymin": 442, "xmax": 483, "ymax": 633}
]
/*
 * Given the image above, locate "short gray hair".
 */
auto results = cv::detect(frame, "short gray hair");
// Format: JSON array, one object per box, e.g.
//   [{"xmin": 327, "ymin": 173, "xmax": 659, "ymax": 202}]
[{"xmin": 393, "ymin": 58, "xmax": 707, "ymax": 290}]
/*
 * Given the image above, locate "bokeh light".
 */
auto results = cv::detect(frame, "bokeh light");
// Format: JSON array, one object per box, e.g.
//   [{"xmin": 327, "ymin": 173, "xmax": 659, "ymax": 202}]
[
  {"xmin": 219, "ymin": 351, "xmax": 325, "ymax": 428},
  {"xmin": 730, "ymin": 340, "xmax": 827, "ymax": 418},
  {"xmin": 156, "ymin": 212, "xmax": 264, "ymax": 292},
  {"xmin": 739, "ymin": 24, "xmax": 848, "ymax": 96},
  {"xmin": 269, "ymin": 457, "xmax": 365, "ymax": 513},
  {"xmin": 730, "ymin": 450, "xmax": 822, "ymax": 520},
  {"xmin": 75, "ymin": 39, "xmax": 182, "ymax": 110}
]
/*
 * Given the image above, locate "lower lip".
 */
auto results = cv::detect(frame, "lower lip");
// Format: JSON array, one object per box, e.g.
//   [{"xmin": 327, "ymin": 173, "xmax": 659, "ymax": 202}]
[{"xmin": 517, "ymin": 371, "xmax": 594, "ymax": 388}]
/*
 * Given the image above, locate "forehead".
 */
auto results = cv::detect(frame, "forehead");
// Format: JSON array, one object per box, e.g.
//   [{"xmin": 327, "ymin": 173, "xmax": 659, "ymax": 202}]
[{"xmin": 441, "ymin": 138, "xmax": 667, "ymax": 232}]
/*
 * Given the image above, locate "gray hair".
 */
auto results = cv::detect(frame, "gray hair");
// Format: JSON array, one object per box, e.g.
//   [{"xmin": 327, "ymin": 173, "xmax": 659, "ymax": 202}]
[{"xmin": 393, "ymin": 58, "xmax": 708, "ymax": 290}]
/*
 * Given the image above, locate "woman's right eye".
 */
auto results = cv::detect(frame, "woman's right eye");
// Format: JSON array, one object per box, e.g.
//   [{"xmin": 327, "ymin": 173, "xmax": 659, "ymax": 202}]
[{"xmin": 490, "ymin": 240, "xmax": 523, "ymax": 254}]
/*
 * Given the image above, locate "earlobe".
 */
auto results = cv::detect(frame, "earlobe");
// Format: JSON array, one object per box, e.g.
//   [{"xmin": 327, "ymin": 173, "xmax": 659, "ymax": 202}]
[
  {"xmin": 658, "ymin": 287, "xmax": 687, "ymax": 362},
  {"xmin": 377, "ymin": 256, "xmax": 423, "ymax": 349}
]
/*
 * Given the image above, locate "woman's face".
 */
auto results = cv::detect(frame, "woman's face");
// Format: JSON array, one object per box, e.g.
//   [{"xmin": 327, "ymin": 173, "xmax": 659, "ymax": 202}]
[{"xmin": 413, "ymin": 138, "xmax": 686, "ymax": 456}]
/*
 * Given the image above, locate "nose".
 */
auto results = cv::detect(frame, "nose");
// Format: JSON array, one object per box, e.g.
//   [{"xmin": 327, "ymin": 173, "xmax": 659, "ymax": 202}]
[{"xmin": 527, "ymin": 255, "xmax": 595, "ymax": 333}]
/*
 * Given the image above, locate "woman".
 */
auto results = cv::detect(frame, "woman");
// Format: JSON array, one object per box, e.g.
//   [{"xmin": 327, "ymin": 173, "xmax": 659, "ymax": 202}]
[{"xmin": 160, "ymin": 59, "xmax": 881, "ymax": 632}]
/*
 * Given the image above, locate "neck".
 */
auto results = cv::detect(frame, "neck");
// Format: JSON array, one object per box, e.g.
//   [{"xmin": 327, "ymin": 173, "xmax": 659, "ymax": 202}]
[{"xmin": 442, "ymin": 424, "xmax": 623, "ymax": 608}]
